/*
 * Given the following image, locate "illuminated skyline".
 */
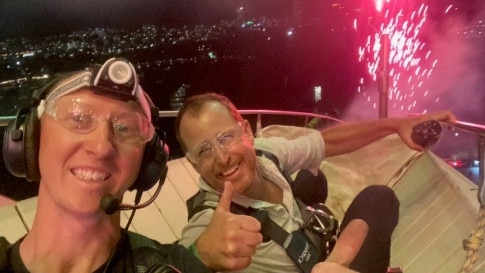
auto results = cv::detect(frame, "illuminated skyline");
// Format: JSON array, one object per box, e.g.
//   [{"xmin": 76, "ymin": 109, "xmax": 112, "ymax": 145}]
[{"xmin": 1, "ymin": 0, "xmax": 484, "ymax": 122}]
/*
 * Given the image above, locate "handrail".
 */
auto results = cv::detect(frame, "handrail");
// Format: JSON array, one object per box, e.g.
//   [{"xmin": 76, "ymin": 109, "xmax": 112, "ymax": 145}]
[
  {"xmin": 479, "ymin": 137, "xmax": 485, "ymax": 206},
  {"xmin": 453, "ymin": 121, "xmax": 485, "ymax": 138},
  {"xmin": 158, "ymin": 109, "xmax": 345, "ymax": 123},
  {"xmin": 238, "ymin": 109, "xmax": 345, "ymax": 123}
]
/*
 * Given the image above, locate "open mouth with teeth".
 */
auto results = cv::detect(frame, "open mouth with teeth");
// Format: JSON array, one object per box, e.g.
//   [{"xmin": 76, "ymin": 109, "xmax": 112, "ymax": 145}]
[
  {"xmin": 220, "ymin": 162, "xmax": 240, "ymax": 177},
  {"xmin": 72, "ymin": 168, "xmax": 111, "ymax": 181}
]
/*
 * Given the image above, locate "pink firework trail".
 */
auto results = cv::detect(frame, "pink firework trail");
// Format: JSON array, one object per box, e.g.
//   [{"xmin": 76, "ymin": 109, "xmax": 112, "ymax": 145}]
[{"xmin": 355, "ymin": 0, "xmax": 437, "ymax": 115}]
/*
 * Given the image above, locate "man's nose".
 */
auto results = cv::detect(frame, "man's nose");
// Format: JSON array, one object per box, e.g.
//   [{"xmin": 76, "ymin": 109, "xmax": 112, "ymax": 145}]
[
  {"xmin": 212, "ymin": 143, "xmax": 229, "ymax": 162},
  {"xmin": 84, "ymin": 120, "xmax": 117, "ymax": 156}
]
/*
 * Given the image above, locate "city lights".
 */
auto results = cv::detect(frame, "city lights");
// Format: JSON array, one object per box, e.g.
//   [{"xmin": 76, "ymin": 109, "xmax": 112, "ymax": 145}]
[{"xmin": 314, "ymin": 85, "xmax": 322, "ymax": 102}]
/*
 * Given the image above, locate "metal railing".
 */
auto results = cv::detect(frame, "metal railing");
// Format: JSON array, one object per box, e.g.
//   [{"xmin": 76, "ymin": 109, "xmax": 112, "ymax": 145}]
[{"xmin": 158, "ymin": 109, "xmax": 345, "ymax": 124}]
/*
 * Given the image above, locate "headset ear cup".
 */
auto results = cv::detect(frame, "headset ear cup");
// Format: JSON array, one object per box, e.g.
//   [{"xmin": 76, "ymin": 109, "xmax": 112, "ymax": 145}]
[
  {"xmin": 3, "ymin": 79, "xmax": 57, "ymax": 181},
  {"xmin": 2, "ymin": 107, "xmax": 41, "ymax": 181},
  {"xmin": 130, "ymin": 132, "xmax": 169, "ymax": 192},
  {"xmin": 24, "ymin": 111, "xmax": 41, "ymax": 182},
  {"xmin": 3, "ymin": 116, "xmax": 27, "ymax": 178}
]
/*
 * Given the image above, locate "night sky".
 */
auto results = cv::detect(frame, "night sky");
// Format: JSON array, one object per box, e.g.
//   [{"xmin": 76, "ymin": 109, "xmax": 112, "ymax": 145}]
[
  {"xmin": 2, "ymin": 0, "xmax": 485, "ymax": 121},
  {"xmin": 1, "ymin": 0, "xmax": 483, "ymax": 39},
  {"xmin": 0, "ymin": 0, "xmax": 294, "ymax": 40},
  {"xmin": 1, "ymin": 0, "xmax": 171, "ymax": 39}
]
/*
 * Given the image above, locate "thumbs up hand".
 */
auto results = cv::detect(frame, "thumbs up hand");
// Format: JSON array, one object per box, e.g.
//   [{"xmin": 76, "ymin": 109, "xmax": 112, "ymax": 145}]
[{"xmin": 195, "ymin": 181, "xmax": 263, "ymax": 271}]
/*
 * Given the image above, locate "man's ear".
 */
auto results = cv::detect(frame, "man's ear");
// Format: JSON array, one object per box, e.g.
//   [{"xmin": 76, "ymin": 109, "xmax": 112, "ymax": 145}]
[
  {"xmin": 242, "ymin": 119, "xmax": 254, "ymax": 143},
  {"xmin": 187, "ymin": 158, "xmax": 201, "ymax": 173}
]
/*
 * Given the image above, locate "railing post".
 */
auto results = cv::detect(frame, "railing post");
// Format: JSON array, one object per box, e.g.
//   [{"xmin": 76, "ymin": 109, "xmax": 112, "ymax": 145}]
[
  {"xmin": 378, "ymin": 34, "xmax": 390, "ymax": 119},
  {"xmin": 256, "ymin": 114, "xmax": 262, "ymax": 135},
  {"xmin": 478, "ymin": 136, "xmax": 485, "ymax": 205}
]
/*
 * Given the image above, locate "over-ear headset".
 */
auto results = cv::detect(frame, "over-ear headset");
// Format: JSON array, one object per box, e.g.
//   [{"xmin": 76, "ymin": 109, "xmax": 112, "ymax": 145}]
[
  {"xmin": 2, "ymin": 58, "xmax": 169, "ymax": 193},
  {"xmin": 130, "ymin": 119, "xmax": 170, "ymax": 192}
]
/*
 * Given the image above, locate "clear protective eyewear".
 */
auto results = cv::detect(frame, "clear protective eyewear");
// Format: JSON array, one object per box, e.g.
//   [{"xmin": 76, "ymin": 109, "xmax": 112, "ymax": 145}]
[
  {"xmin": 186, "ymin": 122, "xmax": 243, "ymax": 164},
  {"xmin": 44, "ymin": 96, "xmax": 155, "ymax": 146}
]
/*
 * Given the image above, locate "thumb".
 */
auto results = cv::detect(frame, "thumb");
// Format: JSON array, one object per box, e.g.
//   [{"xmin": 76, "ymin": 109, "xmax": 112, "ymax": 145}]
[
  {"xmin": 216, "ymin": 181, "xmax": 234, "ymax": 213},
  {"xmin": 326, "ymin": 219, "xmax": 368, "ymax": 266}
]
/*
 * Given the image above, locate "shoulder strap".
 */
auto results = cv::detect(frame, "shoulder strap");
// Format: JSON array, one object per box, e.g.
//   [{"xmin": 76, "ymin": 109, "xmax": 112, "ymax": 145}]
[
  {"xmin": 127, "ymin": 230, "xmax": 159, "ymax": 249},
  {"xmin": 255, "ymin": 149, "xmax": 294, "ymax": 187},
  {"xmin": 256, "ymin": 149, "xmax": 328, "ymax": 206},
  {"xmin": 252, "ymin": 210, "xmax": 321, "ymax": 273}
]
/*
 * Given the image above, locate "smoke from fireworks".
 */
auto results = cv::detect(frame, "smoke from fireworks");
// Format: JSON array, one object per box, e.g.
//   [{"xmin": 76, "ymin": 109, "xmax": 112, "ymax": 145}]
[{"xmin": 342, "ymin": 0, "xmax": 485, "ymax": 123}]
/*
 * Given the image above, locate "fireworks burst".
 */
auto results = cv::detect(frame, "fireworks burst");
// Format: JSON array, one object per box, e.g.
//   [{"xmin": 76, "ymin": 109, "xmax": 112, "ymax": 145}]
[{"xmin": 355, "ymin": 0, "xmax": 438, "ymax": 115}]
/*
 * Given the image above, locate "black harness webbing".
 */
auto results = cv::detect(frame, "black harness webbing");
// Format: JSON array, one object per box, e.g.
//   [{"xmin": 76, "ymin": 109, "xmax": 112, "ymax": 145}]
[
  {"xmin": 252, "ymin": 210, "xmax": 289, "ymax": 245},
  {"xmin": 255, "ymin": 149, "xmax": 294, "ymax": 188},
  {"xmin": 251, "ymin": 209, "xmax": 322, "ymax": 273}
]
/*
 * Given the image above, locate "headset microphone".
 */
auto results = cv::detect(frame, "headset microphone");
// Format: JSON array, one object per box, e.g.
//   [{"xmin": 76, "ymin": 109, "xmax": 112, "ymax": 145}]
[{"xmin": 100, "ymin": 177, "xmax": 165, "ymax": 215}]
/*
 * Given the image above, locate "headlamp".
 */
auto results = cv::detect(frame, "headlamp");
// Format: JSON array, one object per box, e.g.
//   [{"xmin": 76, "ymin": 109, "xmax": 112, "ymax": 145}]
[
  {"xmin": 108, "ymin": 60, "xmax": 133, "ymax": 84},
  {"xmin": 38, "ymin": 58, "xmax": 155, "ymax": 123},
  {"xmin": 91, "ymin": 57, "xmax": 137, "ymax": 102}
]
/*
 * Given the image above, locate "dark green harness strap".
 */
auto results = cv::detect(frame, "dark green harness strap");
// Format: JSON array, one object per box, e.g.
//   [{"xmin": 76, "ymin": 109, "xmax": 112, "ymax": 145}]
[
  {"xmin": 127, "ymin": 230, "xmax": 159, "ymax": 249},
  {"xmin": 251, "ymin": 210, "xmax": 321, "ymax": 273},
  {"xmin": 255, "ymin": 149, "xmax": 294, "ymax": 187},
  {"xmin": 251, "ymin": 210, "xmax": 289, "ymax": 246}
]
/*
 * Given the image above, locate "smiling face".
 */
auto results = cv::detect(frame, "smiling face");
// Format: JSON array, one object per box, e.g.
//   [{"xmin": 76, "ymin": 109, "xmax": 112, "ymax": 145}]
[
  {"xmin": 37, "ymin": 88, "xmax": 146, "ymax": 216},
  {"xmin": 179, "ymin": 101, "xmax": 258, "ymax": 195}
]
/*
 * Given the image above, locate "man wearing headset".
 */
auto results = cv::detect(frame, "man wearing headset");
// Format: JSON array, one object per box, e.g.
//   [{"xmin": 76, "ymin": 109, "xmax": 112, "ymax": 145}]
[{"xmin": 0, "ymin": 58, "xmax": 210, "ymax": 273}]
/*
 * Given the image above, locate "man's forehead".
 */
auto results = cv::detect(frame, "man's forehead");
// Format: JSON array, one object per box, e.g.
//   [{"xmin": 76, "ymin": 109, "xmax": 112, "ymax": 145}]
[
  {"xmin": 59, "ymin": 88, "xmax": 143, "ymax": 112},
  {"xmin": 184, "ymin": 101, "xmax": 231, "ymax": 120},
  {"xmin": 201, "ymin": 102, "xmax": 236, "ymax": 123},
  {"xmin": 181, "ymin": 102, "xmax": 236, "ymax": 141},
  {"xmin": 203, "ymin": 100, "xmax": 230, "ymax": 113}
]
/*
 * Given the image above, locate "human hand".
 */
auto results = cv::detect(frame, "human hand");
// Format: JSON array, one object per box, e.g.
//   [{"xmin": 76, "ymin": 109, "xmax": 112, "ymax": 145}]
[
  {"xmin": 398, "ymin": 110, "xmax": 457, "ymax": 151},
  {"xmin": 196, "ymin": 181, "xmax": 263, "ymax": 271},
  {"xmin": 311, "ymin": 219, "xmax": 368, "ymax": 273}
]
